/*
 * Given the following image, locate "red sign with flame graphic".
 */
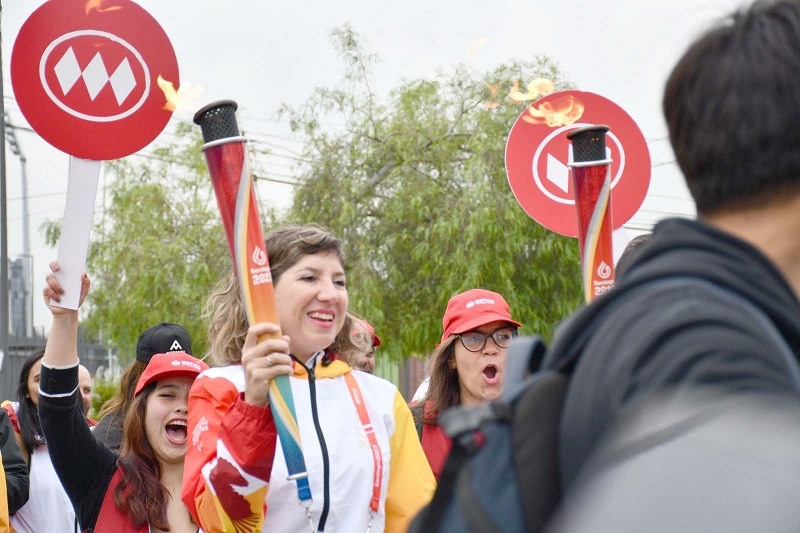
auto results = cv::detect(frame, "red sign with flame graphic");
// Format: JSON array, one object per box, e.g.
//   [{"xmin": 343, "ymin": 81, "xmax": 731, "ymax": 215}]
[
  {"xmin": 11, "ymin": 0, "xmax": 179, "ymax": 160},
  {"xmin": 505, "ymin": 90, "xmax": 650, "ymax": 237}
]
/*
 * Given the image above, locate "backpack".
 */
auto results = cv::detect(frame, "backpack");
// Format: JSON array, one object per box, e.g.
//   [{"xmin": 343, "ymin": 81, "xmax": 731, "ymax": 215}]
[
  {"xmin": 408, "ymin": 335, "xmax": 567, "ymax": 533},
  {"xmin": 408, "ymin": 277, "xmax": 800, "ymax": 533}
]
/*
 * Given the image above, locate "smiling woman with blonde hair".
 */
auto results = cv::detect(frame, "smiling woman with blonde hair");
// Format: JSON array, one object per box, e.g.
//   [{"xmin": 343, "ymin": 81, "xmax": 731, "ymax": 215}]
[{"xmin": 182, "ymin": 223, "xmax": 435, "ymax": 533}]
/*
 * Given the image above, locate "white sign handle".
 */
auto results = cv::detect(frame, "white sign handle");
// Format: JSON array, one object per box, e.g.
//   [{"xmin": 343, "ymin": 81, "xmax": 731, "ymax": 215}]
[{"xmin": 51, "ymin": 157, "xmax": 101, "ymax": 310}]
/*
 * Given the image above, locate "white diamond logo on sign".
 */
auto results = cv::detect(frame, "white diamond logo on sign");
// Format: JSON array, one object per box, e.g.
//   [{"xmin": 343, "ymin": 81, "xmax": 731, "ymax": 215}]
[
  {"xmin": 12, "ymin": 0, "xmax": 179, "ymax": 160},
  {"xmin": 42, "ymin": 30, "xmax": 149, "ymax": 123}
]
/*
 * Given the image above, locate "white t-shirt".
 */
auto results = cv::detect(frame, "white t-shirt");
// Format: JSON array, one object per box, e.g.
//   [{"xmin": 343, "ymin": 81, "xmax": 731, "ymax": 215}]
[
  {"xmin": 11, "ymin": 436, "xmax": 77, "ymax": 532},
  {"xmin": 411, "ymin": 377, "xmax": 430, "ymax": 402}
]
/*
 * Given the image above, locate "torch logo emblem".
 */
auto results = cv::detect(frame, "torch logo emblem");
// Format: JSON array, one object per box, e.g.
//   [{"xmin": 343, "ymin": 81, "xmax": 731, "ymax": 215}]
[
  {"xmin": 252, "ymin": 246, "xmax": 267, "ymax": 266},
  {"xmin": 41, "ymin": 30, "xmax": 150, "ymax": 122},
  {"xmin": 597, "ymin": 261, "xmax": 612, "ymax": 280}
]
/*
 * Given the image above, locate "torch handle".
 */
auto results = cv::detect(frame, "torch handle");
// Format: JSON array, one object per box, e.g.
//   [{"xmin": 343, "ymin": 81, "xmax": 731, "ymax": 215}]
[
  {"xmin": 201, "ymin": 136, "xmax": 311, "ymax": 503},
  {"xmin": 571, "ymin": 163, "xmax": 616, "ymax": 301}
]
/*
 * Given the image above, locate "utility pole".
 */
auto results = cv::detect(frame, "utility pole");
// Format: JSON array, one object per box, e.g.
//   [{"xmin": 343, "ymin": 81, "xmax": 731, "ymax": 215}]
[
  {"xmin": 0, "ymin": 0, "xmax": 11, "ymax": 391},
  {"xmin": 5, "ymin": 114, "xmax": 32, "ymax": 337}
]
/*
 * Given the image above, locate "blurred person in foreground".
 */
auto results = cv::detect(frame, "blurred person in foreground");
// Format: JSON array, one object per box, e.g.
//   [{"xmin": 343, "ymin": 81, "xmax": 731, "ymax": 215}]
[
  {"xmin": 182, "ymin": 224, "xmax": 434, "ymax": 533},
  {"xmin": 93, "ymin": 321, "xmax": 193, "ymax": 451},
  {"xmin": 541, "ymin": 0, "xmax": 800, "ymax": 529},
  {"xmin": 412, "ymin": 288, "xmax": 521, "ymax": 479}
]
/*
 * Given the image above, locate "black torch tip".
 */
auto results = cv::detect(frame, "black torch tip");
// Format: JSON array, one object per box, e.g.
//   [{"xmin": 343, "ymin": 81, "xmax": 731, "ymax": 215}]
[
  {"xmin": 567, "ymin": 124, "xmax": 610, "ymax": 163},
  {"xmin": 193, "ymin": 100, "xmax": 241, "ymax": 143}
]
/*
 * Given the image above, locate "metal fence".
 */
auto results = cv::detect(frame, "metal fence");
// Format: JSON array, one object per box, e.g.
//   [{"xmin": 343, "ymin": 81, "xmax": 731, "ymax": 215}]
[{"xmin": 0, "ymin": 332, "xmax": 109, "ymax": 402}]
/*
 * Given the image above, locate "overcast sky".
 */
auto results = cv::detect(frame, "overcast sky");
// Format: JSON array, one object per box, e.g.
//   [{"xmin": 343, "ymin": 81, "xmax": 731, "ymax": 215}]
[{"xmin": 4, "ymin": 0, "xmax": 745, "ymax": 332}]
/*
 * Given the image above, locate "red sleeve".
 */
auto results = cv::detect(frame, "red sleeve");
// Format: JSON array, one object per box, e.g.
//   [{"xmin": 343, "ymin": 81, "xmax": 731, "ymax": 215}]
[{"xmin": 182, "ymin": 373, "xmax": 278, "ymax": 533}]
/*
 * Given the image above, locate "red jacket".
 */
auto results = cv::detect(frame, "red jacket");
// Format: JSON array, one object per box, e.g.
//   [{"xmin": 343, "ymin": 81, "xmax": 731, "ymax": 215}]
[{"xmin": 419, "ymin": 400, "xmax": 452, "ymax": 480}]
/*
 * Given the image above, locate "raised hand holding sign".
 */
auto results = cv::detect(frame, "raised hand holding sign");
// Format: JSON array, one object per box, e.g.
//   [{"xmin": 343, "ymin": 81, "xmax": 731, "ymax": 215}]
[{"xmin": 11, "ymin": 0, "xmax": 179, "ymax": 308}]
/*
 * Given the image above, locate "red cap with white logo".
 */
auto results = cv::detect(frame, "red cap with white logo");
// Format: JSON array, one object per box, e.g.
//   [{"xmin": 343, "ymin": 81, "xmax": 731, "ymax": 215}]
[
  {"xmin": 134, "ymin": 351, "xmax": 209, "ymax": 397},
  {"xmin": 441, "ymin": 289, "xmax": 522, "ymax": 344}
]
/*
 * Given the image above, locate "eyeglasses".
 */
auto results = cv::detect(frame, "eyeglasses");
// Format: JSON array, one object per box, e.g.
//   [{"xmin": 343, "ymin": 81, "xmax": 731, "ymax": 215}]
[{"xmin": 457, "ymin": 327, "xmax": 517, "ymax": 352}]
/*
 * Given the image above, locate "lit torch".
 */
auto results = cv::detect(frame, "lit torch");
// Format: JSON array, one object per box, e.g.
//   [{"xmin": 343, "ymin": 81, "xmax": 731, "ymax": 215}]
[
  {"xmin": 567, "ymin": 125, "xmax": 615, "ymax": 302},
  {"xmin": 193, "ymin": 101, "xmax": 311, "ymax": 504}
]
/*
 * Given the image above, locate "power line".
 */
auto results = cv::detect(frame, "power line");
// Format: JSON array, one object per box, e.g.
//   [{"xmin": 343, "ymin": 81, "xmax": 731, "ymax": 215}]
[{"xmin": 8, "ymin": 191, "xmax": 67, "ymax": 201}]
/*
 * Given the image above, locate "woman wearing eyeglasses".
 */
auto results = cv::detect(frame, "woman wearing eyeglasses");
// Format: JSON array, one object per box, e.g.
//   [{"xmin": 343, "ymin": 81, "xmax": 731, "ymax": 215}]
[{"xmin": 411, "ymin": 288, "xmax": 521, "ymax": 479}]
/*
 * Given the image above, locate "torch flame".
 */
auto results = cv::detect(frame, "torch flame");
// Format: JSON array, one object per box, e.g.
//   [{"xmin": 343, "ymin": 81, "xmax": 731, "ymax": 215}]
[
  {"xmin": 485, "ymin": 83, "xmax": 501, "ymax": 109},
  {"xmin": 157, "ymin": 76, "xmax": 178, "ymax": 112},
  {"xmin": 509, "ymin": 78, "xmax": 556, "ymax": 103},
  {"xmin": 523, "ymin": 95, "xmax": 585, "ymax": 127},
  {"xmin": 157, "ymin": 77, "xmax": 204, "ymax": 114},
  {"xmin": 85, "ymin": 0, "xmax": 123, "ymax": 15},
  {"xmin": 468, "ymin": 37, "xmax": 488, "ymax": 60}
]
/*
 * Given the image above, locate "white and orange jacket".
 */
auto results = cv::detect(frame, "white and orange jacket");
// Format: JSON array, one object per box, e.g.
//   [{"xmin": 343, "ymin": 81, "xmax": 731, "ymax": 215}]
[{"xmin": 181, "ymin": 355, "xmax": 436, "ymax": 533}]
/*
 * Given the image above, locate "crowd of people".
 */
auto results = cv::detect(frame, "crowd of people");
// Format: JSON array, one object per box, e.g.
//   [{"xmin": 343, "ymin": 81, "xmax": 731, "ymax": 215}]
[{"xmin": 0, "ymin": 0, "xmax": 798, "ymax": 530}]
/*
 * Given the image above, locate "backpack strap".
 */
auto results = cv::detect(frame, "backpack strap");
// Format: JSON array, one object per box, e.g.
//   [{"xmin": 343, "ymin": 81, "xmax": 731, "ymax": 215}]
[
  {"xmin": 409, "ymin": 402, "xmax": 424, "ymax": 441},
  {"xmin": 455, "ymin": 465, "xmax": 503, "ymax": 533},
  {"xmin": 501, "ymin": 336, "xmax": 548, "ymax": 400}
]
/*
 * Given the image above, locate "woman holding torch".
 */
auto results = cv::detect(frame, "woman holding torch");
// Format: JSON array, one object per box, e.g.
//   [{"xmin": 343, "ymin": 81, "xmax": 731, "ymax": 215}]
[{"xmin": 181, "ymin": 224, "xmax": 435, "ymax": 533}]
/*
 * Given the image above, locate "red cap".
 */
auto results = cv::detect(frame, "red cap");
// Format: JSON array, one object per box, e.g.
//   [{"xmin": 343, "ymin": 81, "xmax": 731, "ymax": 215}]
[
  {"xmin": 134, "ymin": 351, "xmax": 209, "ymax": 397},
  {"xmin": 362, "ymin": 320, "xmax": 381, "ymax": 347},
  {"xmin": 441, "ymin": 289, "xmax": 521, "ymax": 344}
]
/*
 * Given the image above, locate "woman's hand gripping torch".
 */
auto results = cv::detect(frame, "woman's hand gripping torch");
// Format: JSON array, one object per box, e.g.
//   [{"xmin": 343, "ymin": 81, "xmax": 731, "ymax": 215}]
[
  {"xmin": 567, "ymin": 125, "xmax": 616, "ymax": 302},
  {"xmin": 193, "ymin": 101, "xmax": 311, "ymax": 505}
]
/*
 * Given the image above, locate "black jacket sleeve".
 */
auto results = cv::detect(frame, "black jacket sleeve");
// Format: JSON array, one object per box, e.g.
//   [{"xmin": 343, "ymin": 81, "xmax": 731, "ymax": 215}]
[
  {"xmin": 0, "ymin": 409, "xmax": 29, "ymax": 514},
  {"xmin": 38, "ymin": 363, "xmax": 117, "ymax": 529}
]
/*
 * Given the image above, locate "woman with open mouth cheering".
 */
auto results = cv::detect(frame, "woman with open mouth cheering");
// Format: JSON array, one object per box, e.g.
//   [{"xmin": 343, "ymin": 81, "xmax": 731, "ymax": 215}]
[
  {"xmin": 411, "ymin": 288, "xmax": 521, "ymax": 479},
  {"xmin": 38, "ymin": 263, "xmax": 208, "ymax": 533}
]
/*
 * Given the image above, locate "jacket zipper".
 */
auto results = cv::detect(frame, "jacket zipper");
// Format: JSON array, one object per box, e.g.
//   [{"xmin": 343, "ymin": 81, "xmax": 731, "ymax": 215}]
[{"xmin": 305, "ymin": 362, "xmax": 331, "ymax": 532}]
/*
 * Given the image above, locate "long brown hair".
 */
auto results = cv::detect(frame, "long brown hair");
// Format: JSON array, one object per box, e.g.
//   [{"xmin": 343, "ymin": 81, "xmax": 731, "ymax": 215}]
[
  {"xmin": 98, "ymin": 360, "xmax": 149, "ymax": 420},
  {"xmin": 415, "ymin": 336, "xmax": 460, "ymax": 424},
  {"xmin": 114, "ymin": 383, "xmax": 170, "ymax": 530}
]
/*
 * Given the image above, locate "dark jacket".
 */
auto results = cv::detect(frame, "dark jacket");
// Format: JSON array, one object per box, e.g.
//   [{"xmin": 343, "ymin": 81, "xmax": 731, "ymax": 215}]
[
  {"xmin": 0, "ymin": 409, "xmax": 29, "ymax": 514},
  {"xmin": 544, "ymin": 217, "xmax": 800, "ymax": 489},
  {"xmin": 92, "ymin": 412, "xmax": 123, "ymax": 452}
]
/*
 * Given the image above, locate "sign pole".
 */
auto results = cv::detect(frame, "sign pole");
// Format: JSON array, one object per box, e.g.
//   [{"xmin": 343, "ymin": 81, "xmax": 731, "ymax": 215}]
[{"xmin": 52, "ymin": 158, "xmax": 101, "ymax": 310}]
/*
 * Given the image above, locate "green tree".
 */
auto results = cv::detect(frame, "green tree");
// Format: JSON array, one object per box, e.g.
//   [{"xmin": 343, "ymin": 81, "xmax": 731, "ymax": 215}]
[
  {"xmin": 279, "ymin": 26, "xmax": 584, "ymax": 359},
  {"xmin": 43, "ymin": 122, "xmax": 239, "ymax": 360}
]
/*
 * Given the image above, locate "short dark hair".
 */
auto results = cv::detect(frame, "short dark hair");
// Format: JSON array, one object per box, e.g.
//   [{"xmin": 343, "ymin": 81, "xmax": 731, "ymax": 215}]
[
  {"xmin": 615, "ymin": 233, "xmax": 652, "ymax": 278},
  {"xmin": 664, "ymin": 0, "xmax": 800, "ymax": 215}
]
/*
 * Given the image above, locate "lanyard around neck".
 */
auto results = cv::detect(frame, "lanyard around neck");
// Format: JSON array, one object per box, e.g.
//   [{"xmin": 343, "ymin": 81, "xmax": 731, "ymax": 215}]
[{"xmin": 343, "ymin": 372, "xmax": 383, "ymax": 515}]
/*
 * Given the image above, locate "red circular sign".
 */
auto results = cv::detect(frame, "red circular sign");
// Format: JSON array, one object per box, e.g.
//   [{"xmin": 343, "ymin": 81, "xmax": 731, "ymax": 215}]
[
  {"xmin": 505, "ymin": 90, "xmax": 650, "ymax": 237},
  {"xmin": 11, "ymin": 0, "xmax": 179, "ymax": 160}
]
